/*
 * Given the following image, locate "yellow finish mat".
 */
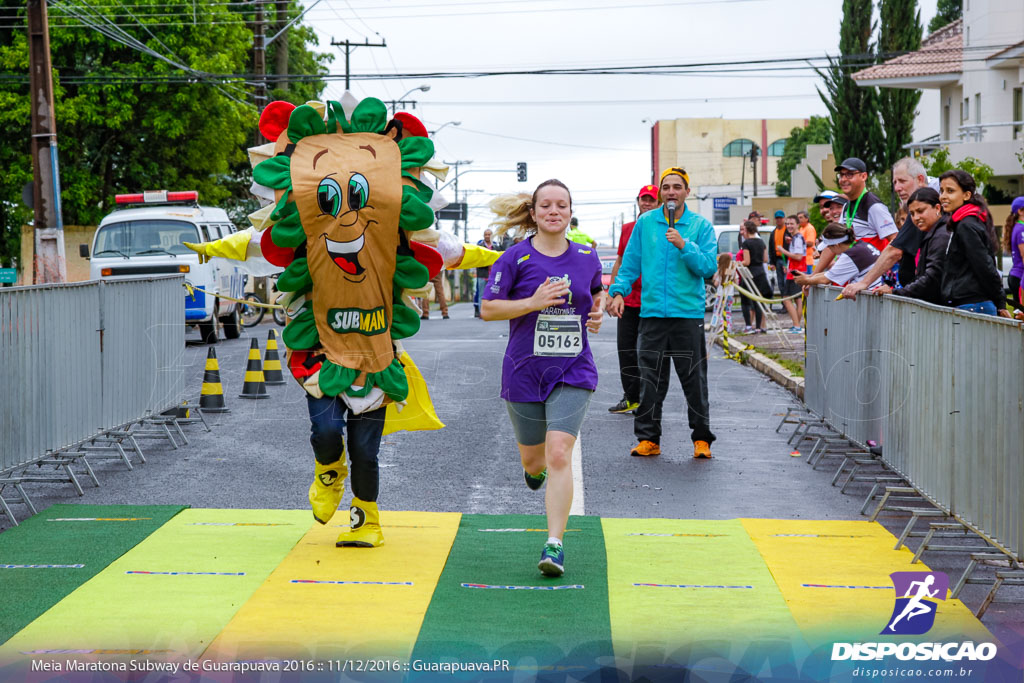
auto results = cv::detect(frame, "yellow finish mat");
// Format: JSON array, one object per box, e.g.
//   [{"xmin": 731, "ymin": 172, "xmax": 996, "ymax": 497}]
[
  {"xmin": 0, "ymin": 509, "xmax": 310, "ymax": 661},
  {"xmin": 602, "ymin": 518, "xmax": 806, "ymax": 663},
  {"xmin": 202, "ymin": 510, "xmax": 461, "ymax": 662},
  {"xmin": 742, "ymin": 519, "xmax": 993, "ymax": 646}
]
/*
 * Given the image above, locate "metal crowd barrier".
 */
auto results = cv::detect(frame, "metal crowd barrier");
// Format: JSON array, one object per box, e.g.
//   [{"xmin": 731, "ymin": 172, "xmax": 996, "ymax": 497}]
[
  {"xmin": 805, "ymin": 285, "xmax": 1024, "ymax": 562},
  {"xmin": 0, "ymin": 277, "xmax": 185, "ymax": 477}
]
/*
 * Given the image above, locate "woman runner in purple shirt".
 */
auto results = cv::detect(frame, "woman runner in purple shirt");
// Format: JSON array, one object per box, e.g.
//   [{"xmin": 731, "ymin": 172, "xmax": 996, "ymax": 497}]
[{"xmin": 481, "ymin": 179, "xmax": 605, "ymax": 578}]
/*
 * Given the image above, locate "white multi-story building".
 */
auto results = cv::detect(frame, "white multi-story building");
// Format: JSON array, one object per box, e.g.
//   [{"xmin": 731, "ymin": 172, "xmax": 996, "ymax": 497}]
[{"xmin": 854, "ymin": 1, "xmax": 1024, "ymax": 195}]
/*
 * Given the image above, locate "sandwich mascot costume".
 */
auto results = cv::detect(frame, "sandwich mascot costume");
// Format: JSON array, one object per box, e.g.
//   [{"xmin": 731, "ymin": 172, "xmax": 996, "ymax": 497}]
[{"xmin": 186, "ymin": 96, "xmax": 498, "ymax": 547}]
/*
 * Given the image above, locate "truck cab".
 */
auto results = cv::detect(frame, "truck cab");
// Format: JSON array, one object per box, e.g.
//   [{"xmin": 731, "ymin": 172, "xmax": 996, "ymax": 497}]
[{"xmin": 84, "ymin": 191, "xmax": 244, "ymax": 343}]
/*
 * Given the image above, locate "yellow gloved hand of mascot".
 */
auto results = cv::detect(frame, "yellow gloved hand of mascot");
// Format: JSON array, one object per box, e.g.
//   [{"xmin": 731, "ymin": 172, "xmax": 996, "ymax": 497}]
[
  {"xmin": 455, "ymin": 243, "xmax": 502, "ymax": 270},
  {"xmin": 183, "ymin": 230, "xmax": 254, "ymax": 264}
]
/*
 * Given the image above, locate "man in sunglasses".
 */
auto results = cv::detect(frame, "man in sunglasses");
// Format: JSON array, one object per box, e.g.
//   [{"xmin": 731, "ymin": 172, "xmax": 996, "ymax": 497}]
[{"xmin": 816, "ymin": 158, "xmax": 897, "ymax": 274}]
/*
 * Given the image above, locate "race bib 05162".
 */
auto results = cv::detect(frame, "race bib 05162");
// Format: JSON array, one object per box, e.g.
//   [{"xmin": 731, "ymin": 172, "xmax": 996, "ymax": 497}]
[{"xmin": 534, "ymin": 314, "xmax": 582, "ymax": 357}]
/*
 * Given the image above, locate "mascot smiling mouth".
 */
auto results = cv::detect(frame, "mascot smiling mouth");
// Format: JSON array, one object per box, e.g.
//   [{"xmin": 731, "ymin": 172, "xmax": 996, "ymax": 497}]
[{"xmin": 325, "ymin": 233, "xmax": 365, "ymax": 276}]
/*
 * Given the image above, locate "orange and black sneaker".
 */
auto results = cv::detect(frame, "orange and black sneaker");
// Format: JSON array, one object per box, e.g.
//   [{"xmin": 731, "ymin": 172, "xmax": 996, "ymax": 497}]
[
  {"xmin": 693, "ymin": 441, "xmax": 712, "ymax": 459},
  {"xmin": 630, "ymin": 440, "xmax": 661, "ymax": 457}
]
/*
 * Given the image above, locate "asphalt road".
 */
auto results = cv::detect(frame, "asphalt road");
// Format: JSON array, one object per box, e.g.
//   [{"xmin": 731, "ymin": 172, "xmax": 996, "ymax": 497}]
[{"xmin": 4, "ymin": 302, "xmax": 1023, "ymax": 651}]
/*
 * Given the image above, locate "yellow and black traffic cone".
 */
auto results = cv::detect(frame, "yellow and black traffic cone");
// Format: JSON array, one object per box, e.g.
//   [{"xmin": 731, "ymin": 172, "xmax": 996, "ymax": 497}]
[
  {"xmin": 238, "ymin": 338, "xmax": 269, "ymax": 399},
  {"xmin": 199, "ymin": 348, "xmax": 229, "ymax": 413},
  {"xmin": 263, "ymin": 329, "xmax": 286, "ymax": 385}
]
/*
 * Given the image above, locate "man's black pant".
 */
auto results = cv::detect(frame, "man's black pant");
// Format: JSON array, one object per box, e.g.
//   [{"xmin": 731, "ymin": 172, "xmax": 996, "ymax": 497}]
[
  {"xmin": 616, "ymin": 305, "xmax": 642, "ymax": 403},
  {"xmin": 634, "ymin": 317, "xmax": 715, "ymax": 445}
]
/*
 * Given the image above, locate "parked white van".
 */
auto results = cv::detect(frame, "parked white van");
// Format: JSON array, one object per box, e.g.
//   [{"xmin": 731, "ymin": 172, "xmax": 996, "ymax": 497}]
[{"xmin": 83, "ymin": 190, "xmax": 244, "ymax": 343}]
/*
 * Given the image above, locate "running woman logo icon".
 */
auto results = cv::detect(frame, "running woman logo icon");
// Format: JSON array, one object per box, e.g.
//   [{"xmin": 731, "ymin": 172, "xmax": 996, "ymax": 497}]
[{"xmin": 882, "ymin": 571, "xmax": 949, "ymax": 635}]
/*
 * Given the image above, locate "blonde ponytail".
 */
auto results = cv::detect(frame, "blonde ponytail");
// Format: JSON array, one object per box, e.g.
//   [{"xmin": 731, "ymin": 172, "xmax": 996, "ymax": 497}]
[{"xmin": 488, "ymin": 193, "xmax": 536, "ymax": 239}]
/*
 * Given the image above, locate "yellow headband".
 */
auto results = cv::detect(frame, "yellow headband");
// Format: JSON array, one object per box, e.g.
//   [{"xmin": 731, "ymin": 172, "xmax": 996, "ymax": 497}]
[{"xmin": 658, "ymin": 167, "xmax": 690, "ymax": 200}]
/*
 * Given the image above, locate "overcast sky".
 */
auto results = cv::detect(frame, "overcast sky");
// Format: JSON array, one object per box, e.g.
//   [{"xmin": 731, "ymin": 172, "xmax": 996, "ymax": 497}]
[{"xmin": 303, "ymin": 0, "xmax": 942, "ymax": 245}]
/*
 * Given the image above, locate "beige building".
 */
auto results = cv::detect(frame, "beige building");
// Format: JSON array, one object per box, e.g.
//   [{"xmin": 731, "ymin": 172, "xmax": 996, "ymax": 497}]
[{"xmin": 652, "ymin": 117, "xmax": 808, "ymax": 222}]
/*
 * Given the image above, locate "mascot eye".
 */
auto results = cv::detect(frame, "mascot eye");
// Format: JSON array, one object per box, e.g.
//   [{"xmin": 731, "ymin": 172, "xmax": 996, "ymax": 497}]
[
  {"xmin": 348, "ymin": 173, "xmax": 369, "ymax": 210},
  {"xmin": 317, "ymin": 177, "xmax": 343, "ymax": 216}
]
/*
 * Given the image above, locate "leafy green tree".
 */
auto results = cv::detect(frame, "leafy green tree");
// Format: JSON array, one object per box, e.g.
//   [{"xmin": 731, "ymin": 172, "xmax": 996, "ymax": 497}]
[
  {"xmin": 878, "ymin": 0, "xmax": 922, "ymax": 172},
  {"xmin": 775, "ymin": 115, "xmax": 833, "ymax": 196},
  {"xmin": 918, "ymin": 147, "xmax": 994, "ymax": 191},
  {"xmin": 817, "ymin": 0, "xmax": 885, "ymax": 171},
  {"xmin": 928, "ymin": 0, "xmax": 962, "ymax": 34},
  {"xmin": 0, "ymin": 0, "xmax": 330, "ymax": 271}
]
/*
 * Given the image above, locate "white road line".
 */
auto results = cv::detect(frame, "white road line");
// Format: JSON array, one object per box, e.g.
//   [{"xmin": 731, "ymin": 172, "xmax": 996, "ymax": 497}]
[{"xmin": 570, "ymin": 434, "xmax": 584, "ymax": 516}]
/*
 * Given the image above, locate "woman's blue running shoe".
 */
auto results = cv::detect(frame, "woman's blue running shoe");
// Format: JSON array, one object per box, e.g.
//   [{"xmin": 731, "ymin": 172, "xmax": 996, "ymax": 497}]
[{"xmin": 538, "ymin": 542, "xmax": 564, "ymax": 577}]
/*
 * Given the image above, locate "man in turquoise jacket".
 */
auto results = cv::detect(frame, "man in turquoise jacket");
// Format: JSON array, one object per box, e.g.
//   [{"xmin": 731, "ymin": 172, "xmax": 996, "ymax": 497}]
[{"xmin": 607, "ymin": 167, "xmax": 718, "ymax": 459}]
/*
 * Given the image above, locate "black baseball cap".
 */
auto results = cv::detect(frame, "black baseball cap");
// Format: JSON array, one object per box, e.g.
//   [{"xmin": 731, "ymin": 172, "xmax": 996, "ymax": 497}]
[{"xmin": 835, "ymin": 158, "xmax": 867, "ymax": 173}]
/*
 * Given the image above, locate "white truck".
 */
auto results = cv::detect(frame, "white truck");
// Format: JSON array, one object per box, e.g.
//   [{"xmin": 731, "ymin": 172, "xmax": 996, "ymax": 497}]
[{"xmin": 83, "ymin": 190, "xmax": 244, "ymax": 343}]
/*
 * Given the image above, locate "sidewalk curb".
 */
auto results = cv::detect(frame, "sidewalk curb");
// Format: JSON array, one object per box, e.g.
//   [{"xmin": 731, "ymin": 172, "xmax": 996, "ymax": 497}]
[{"xmin": 714, "ymin": 337, "xmax": 805, "ymax": 400}]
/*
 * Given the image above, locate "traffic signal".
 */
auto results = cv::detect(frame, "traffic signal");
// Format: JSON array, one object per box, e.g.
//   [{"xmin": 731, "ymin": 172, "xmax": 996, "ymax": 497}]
[{"xmin": 516, "ymin": 162, "xmax": 527, "ymax": 182}]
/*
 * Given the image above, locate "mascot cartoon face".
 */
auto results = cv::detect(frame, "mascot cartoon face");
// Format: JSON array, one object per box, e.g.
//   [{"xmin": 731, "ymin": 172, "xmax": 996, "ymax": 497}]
[
  {"xmin": 288, "ymin": 132, "xmax": 403, "ymax": 287},
  {"xmin": 254, "ymin": 98, "xmax": 435, "ymax": 399}
]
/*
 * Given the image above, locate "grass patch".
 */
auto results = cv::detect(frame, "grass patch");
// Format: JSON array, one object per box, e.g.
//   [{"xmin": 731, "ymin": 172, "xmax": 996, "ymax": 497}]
[{"xmin": 749, "ymin": 347, "xmax": 804, "ymax": 378}]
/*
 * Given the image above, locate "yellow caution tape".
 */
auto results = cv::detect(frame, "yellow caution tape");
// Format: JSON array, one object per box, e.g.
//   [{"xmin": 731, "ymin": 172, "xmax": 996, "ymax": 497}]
[
  {"xmin": 732, "ymin": 283, "xmax": 803, "ymax": 305},
  {"xmin": 183, "ymin": 284, "xmax": 282, "ymax": 310}
]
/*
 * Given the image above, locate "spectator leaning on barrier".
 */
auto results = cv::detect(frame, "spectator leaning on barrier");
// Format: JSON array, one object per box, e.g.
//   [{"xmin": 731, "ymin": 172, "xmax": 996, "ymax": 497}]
[
  {"xmin": 776, "ymin": 215, "xmax": 805, "ymax": 333},
  {"xmin": 938, "ymin": 169, "xmax": 1011, "ymax": 318},
  {"xmin": 797, "ymin": 210, "xmax": 817, "ymax": 274},
  {"xmin": 818, "ymin": 158, "xmax": 897, "ymax": 275},
  {"xmin": 608, "ymin": 184, "xmax": 660, "ymax": 415},
  {"xmin": 840, "ymin": 157, "xmax": 931, "ymax": 300},
  {"xmin": 795, "ymin": 222, "xmax": 882, "ymax": 290},
  {"xmin": 1003, "ymin": 196, "xmax": 1024, "ymax": 314},
  {"xmin": 607, "ymin": 166, "xmax": 718, "ymax": 460},
  {"xmin": 871, "ymin": 188, "xmax": 950, "ymax": 305}
]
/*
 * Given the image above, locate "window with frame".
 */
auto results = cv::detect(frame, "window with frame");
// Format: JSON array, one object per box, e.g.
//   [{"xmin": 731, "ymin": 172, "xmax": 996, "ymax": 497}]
[
  {"xmin": 723, "ymin": 139, "xmax": 755, "ymax": 157},
  {"xmin": 767, "ymin": 139, "xmax": 787, "ymax": 156}
]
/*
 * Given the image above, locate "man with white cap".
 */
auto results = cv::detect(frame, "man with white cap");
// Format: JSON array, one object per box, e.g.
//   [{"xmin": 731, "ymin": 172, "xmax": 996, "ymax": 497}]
[{"xmin": 813, "ymin": 190, "xmax": 847, "ymax": 223}]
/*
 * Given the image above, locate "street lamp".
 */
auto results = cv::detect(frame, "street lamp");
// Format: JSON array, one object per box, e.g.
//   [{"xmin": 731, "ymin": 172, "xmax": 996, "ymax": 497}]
[
  {"xmin": 429, "ymin": 121, "xmax": 461, "ymax": 135},
  {"xmin": 398, "ymin": 85, "xmax": 430, "ymax": 101}
]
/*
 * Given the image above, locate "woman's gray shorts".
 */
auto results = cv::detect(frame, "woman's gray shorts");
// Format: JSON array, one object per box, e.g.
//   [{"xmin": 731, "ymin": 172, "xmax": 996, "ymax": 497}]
[{"xmin": 504, "ymin": 384, "xmax": 593, "ymax": 446}]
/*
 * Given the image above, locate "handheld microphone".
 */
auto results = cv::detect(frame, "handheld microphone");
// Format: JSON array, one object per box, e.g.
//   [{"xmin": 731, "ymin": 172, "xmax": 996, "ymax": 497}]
[{"xmin": 666, "ymin": 201, "xmax": 677, "ymax": 229}]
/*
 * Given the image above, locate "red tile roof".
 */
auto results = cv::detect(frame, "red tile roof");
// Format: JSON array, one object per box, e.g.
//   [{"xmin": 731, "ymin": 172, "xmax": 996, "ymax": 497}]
[{"xmin": 853, "ymin": 19, "xmax": 962, "ymax": 82}]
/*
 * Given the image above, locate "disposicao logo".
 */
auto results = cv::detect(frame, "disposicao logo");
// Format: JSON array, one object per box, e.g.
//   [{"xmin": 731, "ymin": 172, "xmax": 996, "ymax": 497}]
[
  {"xmin": 831, "ymin": 571, "xmax": 998, "ymax": 663},
  {"xmin": 882, "ymin": 571, "xmax": 948, "ymax": 635}
]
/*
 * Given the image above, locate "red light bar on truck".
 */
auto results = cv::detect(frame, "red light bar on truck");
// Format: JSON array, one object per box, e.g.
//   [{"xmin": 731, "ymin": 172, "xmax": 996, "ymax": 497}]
[{"xmin": 115, "ymin": 191, "xmax": 199, "ymax": 205}]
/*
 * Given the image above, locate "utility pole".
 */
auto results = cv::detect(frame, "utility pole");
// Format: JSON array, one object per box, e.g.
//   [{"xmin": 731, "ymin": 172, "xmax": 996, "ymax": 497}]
[
  {"xmin": 330, "ymin": 38, "xmax": 387, "ymax": 90},
  {"xmin": 27, "ymin": 0, "xmax": 65, "ymax": 284},
  {"xmin": 739, "ymin": 150, "xmax": 746, "ymax": 205},
  {"xmin": 751, "ymin": 144, "xmax": 760, "ymax": 198},
  {"xmin": 274, "ymin": 1, "xmax": 288, "ymax": 93},
  {"xmin": 253, "ymin": 2, "xmax": 267, "ymax": 113},
  {"xmin": 385, "ymin": 99, "xmax": 419, "ymax": 113}
]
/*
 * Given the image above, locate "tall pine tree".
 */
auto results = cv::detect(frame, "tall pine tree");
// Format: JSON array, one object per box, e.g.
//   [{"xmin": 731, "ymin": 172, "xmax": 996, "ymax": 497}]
[
  {"xmin": 928, "ymin": 0, "xmax": 962, "ymax": 34},
  {"xmin": 816, "ymin": 0, "xmax": 885, "ymax": 172},
  {"xmin": 878, "ymin": 0, "xmax": 923, "ymax": 171}
]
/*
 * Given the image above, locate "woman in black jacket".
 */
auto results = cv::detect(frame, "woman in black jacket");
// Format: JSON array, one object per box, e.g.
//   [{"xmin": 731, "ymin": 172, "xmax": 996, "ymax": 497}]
[
  {"xmin": 874, "ymin": 187, "xmax": 950, "ymax": 304},
  {"xmin": 937, "ymin": 170, "xmax": 1010, "ymax": 317}
]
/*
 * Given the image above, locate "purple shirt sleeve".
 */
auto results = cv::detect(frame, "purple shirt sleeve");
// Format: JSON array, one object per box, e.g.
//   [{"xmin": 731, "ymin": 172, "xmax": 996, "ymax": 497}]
[{"xmin": 482, "ymin": 250, "xmax": 517, "ymax": 300}]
